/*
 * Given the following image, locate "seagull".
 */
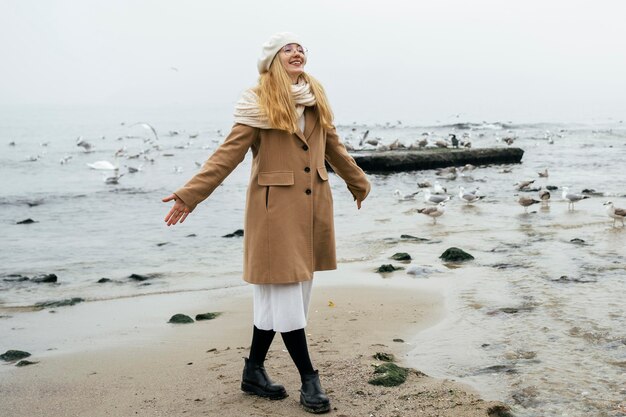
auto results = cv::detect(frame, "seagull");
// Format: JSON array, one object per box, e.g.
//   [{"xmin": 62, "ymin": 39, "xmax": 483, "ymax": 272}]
[
  {"xmin": 129, "ymin": 122, "xmax": 159, "ymax": 142},
  {"xmin": 538, "ymin": 168, "xmax": 549, "ymax": 178},
  {"xmin": 417, "ymin": 180, "xmax": 432, "ymax": 189},
  {"xmin": 432, "ymin": 182, "xmax": 447, "ymax": 194},
  {"xmin": 87, "ymin": 160, "xmax": 118, "ymax": 170},
  {"xmin": 104, "ymin": 173, "xmax": 124, "ymax": 184},
  {"xmin": 60, "ymin": 155, "xmax": 72, "ymax": 165},
  {"xmin": 518, "ymin": 196, "xmax": 540, "ymax": 212},
  {"xmin": 394, "ymin": 189, "xmax": 419, "ymax": 201},
  {"xmin": 515, "ymin": 180, "xmax": 535, "ymax": 190},
  {"xmin": 418, "ymin": 202, "xmax": 446, "ymax": 224},
  {"xmin": 76, "ymin": 137, "xmax": 93, "ymax": 152},
  {"xmin": 603, "ymin": 201, "xmax": 626, "ymax": 227},
  {"xmin": 538, "ymin": 189, "xmax": 551, "ymax": 205},
  {"xmin": 562, "ymin": 187, "xmax": 590, "ymax": 211},
  {"xmin": 435, "ymin": 140, "xmax": 449, "ymax": 148},
  {"xmin": 424, "ymin": 188, "xmax": 451, "ymax": 204},
  {"xmin": 459, "ymin": 186, "xmax": 485, "ymax": 204}
]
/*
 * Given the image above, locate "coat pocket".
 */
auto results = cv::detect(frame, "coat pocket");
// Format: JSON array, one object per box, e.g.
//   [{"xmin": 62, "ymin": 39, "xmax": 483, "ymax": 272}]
[
  {"xmin": 316, "ymin": 166, "xmax": 329, "ymax": 181},
  {"xmin": 258, "ymin": 171, "xmax": 295, "ymax": 186}
]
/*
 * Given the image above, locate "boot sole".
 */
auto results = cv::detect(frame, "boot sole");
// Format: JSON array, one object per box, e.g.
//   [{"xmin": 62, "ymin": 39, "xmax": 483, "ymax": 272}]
[
  {"xmin": 300, "ymin": 399, "xmax": 331, "ymax": 414},
  {"xmin": 241, "ymin": 382, "xmax": 288, "ymax": 400}
]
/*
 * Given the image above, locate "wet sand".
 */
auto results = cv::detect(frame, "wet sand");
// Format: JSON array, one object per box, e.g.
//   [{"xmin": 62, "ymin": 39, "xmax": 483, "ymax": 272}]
[{"xmin": 0, "ymin": 267, "xmax": 510, "ymax": 416}]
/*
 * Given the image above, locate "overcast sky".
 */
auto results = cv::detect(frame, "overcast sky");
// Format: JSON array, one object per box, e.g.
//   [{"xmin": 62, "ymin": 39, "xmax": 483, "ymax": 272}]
[{"xmin": 1, "ymin": 0, "xmax": 625, "ymax": 124}]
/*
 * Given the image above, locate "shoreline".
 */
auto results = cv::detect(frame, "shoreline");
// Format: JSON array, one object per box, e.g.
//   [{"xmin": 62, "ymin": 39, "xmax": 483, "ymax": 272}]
[{"xmin": 0, "ymin": 264, "xmax": 510, "ymax": 416}]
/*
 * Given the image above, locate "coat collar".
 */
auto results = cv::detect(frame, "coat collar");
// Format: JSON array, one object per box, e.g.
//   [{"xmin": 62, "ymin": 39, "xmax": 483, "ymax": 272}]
[{"xmin": 295, "ymin": 106, "xmax": 318, "ymax": 144}]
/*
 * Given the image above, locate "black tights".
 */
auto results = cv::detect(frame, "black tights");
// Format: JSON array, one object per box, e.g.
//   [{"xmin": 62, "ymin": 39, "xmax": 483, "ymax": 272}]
[{"xmin": 249, "ymin": 325, "xmax": 315, "ymax": 376}]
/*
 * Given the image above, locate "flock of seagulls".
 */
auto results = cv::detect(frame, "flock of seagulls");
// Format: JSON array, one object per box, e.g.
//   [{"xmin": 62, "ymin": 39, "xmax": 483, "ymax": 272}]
[
  {"xmin": 396, "ymin": 164, "xmax": 625, "ymax": 227},
  {"xmin": 12, "ymin": 121, "xmax": 225, "ymax": 186}
]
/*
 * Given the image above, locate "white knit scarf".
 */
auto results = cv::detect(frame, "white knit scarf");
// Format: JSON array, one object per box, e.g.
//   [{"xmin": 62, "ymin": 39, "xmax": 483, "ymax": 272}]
[{"xmin": 233, "ymin": 81, "xmax": 316, "ymax": 129}]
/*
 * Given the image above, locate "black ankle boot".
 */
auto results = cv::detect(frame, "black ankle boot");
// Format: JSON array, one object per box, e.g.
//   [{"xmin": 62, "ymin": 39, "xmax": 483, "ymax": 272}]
[
  {"xmin": 241, "ymin": 358, "xmax": 287, "ymax": 400},
  {"xmin": 300, "ymin": 370, "xmax": 330, "ymax": 414}
]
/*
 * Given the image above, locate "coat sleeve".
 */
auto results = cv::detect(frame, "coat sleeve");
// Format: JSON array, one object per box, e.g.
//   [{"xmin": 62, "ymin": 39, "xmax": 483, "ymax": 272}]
[
  {"xmin": 324, "ymin": 126, "xmax": 371, "ymax": 202},
  {"xmin": 173, "ymin": 123, "xmax": 259, "ymax": 211}
]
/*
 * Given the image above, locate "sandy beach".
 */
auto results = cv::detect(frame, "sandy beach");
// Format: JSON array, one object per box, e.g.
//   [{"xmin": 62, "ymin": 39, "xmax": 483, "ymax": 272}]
[{"xmin": 0, "ymin": 266, "xmax": 510, "ymax": 417}]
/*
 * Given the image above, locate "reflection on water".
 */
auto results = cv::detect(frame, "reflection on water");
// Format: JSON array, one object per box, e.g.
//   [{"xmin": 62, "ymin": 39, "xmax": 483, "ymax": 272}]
[{"xmin": 1, "ymin": 106, "xmax": 625, "ymax": 416}]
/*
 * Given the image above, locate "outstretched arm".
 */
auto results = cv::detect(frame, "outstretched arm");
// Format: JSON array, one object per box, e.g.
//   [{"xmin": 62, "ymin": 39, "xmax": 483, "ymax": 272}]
[
  {"xmin": 325, "ymin": 126, "xmax": 371, "ymax": 208},
  {"xmin": 162, "ymin": 123, "xmax": 258, "ymax": 225}
]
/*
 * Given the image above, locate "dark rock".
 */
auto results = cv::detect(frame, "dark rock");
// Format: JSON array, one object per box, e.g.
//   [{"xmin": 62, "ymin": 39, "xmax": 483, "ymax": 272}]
[
  {"xmin": 128, "ymin": 273, "xmax": 160, "ymax": 281},
  {"xmin": 400, "ymin": 234, "xmax": 429, "ymax": 242},
  {"xmin": 16, "ymin": 360, "xmax": 39, "ymax": 367},
  {"xmin": 156, "ymin": 242, "xmax": 169, "ymax": 247},
  {"xmin": 368, "ymin": 362, "xmax": 409, "ymax": 387},
  {"xmin": 351, "ymin": 147, "xmax": 524, "ymax": 173},
  {"xmin": 373, "ymin": 352, "xmax": 395, "ymax": 362},
  {"xmin": 391, "ymin": 252, "xmax": 412, "ymax": 261},
  {"xmin": 581, "ymin": 188, "xmax": 603, "ymax": 196},
  {"xmin": 439, "ymin": 247, "xmax": 474, "ymax": 262},
  {"xmin": 511, "ymin": 386, "xmax": 540, "ymax": 407},
  {"xmin": 16, "ymin": 218, "xmax": 37, "ymax": 224},
  {"xmin": 168, "ymin": 313, "xmax": 194, "ymax": 324},
  {"xmin": 31, "ymin": 274, "xmax": 57, "ymax": 283},
  {"xmin": 34, "ymin": 297, "xmax": 84, "ymax": 309},
  {"xmin": 546, "ymin": 185, "xmax": 558, "ymax": 191},
  {"xmin": 97, "ymin": 278, "xmax": 112, "ymax": 283},
  {"xmin": 222, "ymin": 229, "xmax": 244, "ymax": 238},
  {"xmin": 186, "ymin": 233, "xmax": 197, "ymax": 237},
  {"xmin": 3, "ymin": 275, "xmax": 29, "ymax": 282},
  {"xmin": 195, "ymin": 312, "xmax": 221, "ymax": 321},
  {"xmin": 487, "ymin": 405, "xmax": 516, "ymax": 417},
  {"xmin": 392, "ymin": 338, "xmax": 404, "ymax": 343},
  {"xmin": 0, "ymin": 350, "xmax": 31, "ymax": 361},
  {"xmin": 490, "ymin": 263, "xmax": 525, "ymax": 270},
  {"xmin": 376, "ymin": 264, "xmax": 404, "ymax": 273},
  {"xmin": 570, "ymin": 238, "xmax": 586, "ymax": 245},
  {"xmin": 553, "ymin": 275, "xmax": 597, "ymax": 284}
]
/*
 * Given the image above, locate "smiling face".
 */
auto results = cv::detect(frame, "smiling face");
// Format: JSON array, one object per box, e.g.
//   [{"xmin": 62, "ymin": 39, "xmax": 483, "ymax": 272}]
[{"xmin": 277, "ymin": 43, "xmax": 307, "ymax": 83}]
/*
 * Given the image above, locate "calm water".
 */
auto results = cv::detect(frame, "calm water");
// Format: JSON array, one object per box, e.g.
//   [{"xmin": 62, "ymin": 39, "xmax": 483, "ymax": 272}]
[{"xmin": 1, "ymin": 105, "xmax": 625, "ymax": 416}]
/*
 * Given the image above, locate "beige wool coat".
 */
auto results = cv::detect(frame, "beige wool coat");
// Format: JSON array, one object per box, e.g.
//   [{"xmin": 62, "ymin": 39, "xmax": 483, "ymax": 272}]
[{"xmin": 174, "ymin": 106, "xmax": 371, "ymax": 285}]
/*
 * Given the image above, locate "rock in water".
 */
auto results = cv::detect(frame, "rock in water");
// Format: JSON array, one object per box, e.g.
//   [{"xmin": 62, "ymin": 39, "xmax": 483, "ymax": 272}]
[
  {"xmin": 222, "ymin": 229, "xmax": 244, "ymax": 238},
  {"xmin": 168, "ymin": 314, "xmax": 194, "ymax": 324},
  {"xmin": 128, "ymin": 273, "xmax": 159, "ymax": 281},
  {"xmin": 195, "ymin": 312, "xmax": 221, "ymax": 321},
  {"xmin": 390, "ymin": 252, "xmax": 412, "ymax": 261},
  {"xmin": 16, "ymin": 218, "xmax": 37, "ymax": 224},
  {"xmin": 368, "ymin": 362, "xmax": 409, "ymax": 387},
  {"xmin": 31, "ymin": 273, "xmax": 58, "ymax": 283},
  {"xmin": 16, "ymin": 360, "xmax": 39, "ymax": 367},
  {"xmin": 376, "ymin": 264, "xmax": 404, "ymax": 273},
  {"xmin": 0, "ymin": 350, "xmax": 31, "ymax": 361},
  {"xmin": 97, "ymin": 278, "xmax": 112, "ymax": 283},
  {"xmin": 439, "ymin": 247, "xmax": 474, "ymax": 262},
  {"xmin": 34, "ymin": 297, "xmax": 84, "ymax": 309}
]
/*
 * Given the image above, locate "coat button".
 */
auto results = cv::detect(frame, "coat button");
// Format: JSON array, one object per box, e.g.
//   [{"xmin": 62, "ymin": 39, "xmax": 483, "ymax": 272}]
[
  {"xmin": 304, "ymin": 167, "xmax": 311, "ymax": 173},
  {"xmin": 302, "ymin": 144, "xmax": 309, "ymax": 151},
  {"xmin": 305, "ymin": 189, "xmax": 312, "ymax": 195}
]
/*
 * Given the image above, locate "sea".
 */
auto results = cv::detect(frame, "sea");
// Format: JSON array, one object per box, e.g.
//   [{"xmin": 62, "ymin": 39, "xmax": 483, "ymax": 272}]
[{"xmin": 1, "ymin": 104, "xmax": 624, "ymax": 417}]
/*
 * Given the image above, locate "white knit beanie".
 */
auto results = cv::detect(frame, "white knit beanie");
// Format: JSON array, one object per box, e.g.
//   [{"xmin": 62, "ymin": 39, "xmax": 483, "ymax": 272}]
[{"xmin": 257, "ymin": 32, "xmax": 303, "ymax": 74}]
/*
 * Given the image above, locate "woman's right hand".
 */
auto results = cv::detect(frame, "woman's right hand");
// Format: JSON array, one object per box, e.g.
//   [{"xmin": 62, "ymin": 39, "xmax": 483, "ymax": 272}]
[{"xmin": 162, "ymin": 194, "xmax": 191, "ymax": 226}]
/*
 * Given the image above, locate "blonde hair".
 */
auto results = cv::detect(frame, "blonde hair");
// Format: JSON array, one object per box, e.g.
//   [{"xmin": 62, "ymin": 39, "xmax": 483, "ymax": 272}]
[{"xmin": 254, "ymin": 54, "xmax": 334, "ymax": 133}]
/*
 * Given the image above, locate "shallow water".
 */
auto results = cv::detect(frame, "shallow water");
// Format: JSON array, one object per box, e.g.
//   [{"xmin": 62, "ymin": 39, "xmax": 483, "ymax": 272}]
[{"xmin": 1, "ymin": 105, "xmax": 625, "ymax": 416}]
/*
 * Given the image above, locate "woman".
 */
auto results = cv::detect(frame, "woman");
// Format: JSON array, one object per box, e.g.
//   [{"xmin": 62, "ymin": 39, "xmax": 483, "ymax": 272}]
[{"xmin": 162, "ymin": 32, "xmax": 371, "ymax": 414}]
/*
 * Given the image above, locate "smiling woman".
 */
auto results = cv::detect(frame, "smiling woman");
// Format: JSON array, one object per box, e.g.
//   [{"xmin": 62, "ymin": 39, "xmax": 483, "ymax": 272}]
[{"xmin": 161, "ymin": 32, "xmax": 370, "ymax": 414}]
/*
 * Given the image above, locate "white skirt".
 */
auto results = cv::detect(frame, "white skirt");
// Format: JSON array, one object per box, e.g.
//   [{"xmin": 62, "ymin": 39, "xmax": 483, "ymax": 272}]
[{"xmin": 252, "ymin": 279, "xmax": 313, "ymax": 333}]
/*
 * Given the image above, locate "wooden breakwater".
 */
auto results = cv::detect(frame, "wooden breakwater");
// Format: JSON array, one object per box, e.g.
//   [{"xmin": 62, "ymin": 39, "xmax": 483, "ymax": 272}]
[{"xmin": 348, "ymin": 147, "xmax": 524, "ymax": 173}]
